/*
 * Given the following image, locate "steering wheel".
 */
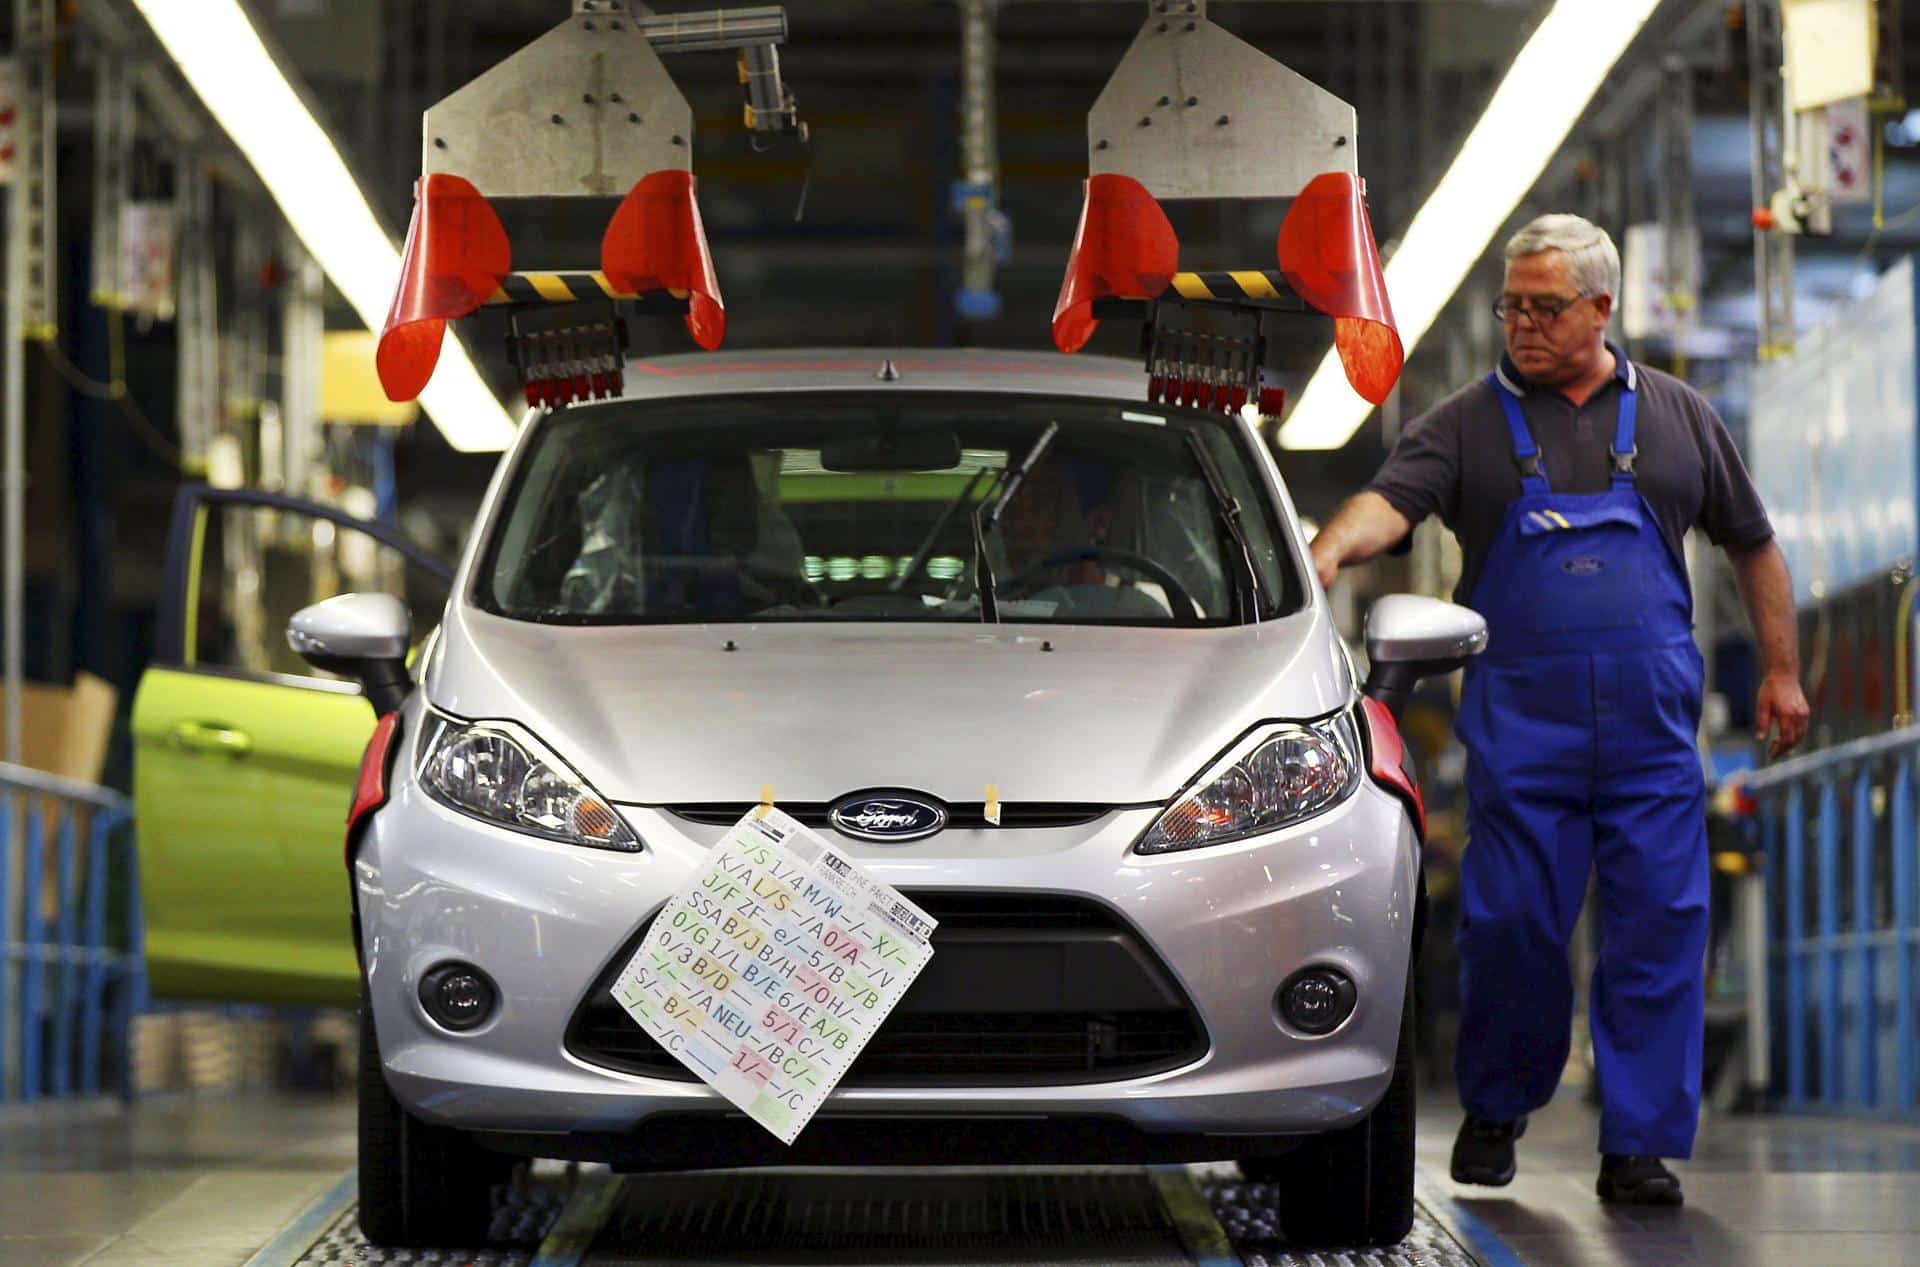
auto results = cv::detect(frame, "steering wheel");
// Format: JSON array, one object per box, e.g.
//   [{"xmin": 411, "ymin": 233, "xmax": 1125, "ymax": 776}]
[{"xmin": 999, "ymin": 546, "xmax": 1200, "ymax": 622}]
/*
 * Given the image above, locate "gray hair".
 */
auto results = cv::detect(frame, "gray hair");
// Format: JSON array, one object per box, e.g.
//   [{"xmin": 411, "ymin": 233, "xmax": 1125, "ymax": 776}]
[{"xmin": 1504, "ymin": 214, "xmax": 1621, "ymax": 300}]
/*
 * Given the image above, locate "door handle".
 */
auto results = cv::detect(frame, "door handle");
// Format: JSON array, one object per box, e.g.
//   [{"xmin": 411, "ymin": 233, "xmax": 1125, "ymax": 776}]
[{"xmin": 168, "ymin": 722, "xmax": 254, "ymax": 756}]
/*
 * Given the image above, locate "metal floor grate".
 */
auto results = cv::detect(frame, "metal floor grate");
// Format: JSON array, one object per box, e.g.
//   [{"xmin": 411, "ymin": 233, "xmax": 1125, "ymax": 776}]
[
  {"xmin": 1204, "ymin": 1178, "xmax": 1487, "ymax": 1267},
  {"xmin": 291, "ymin": 1167, "xmax": 1493, "ymax": 1266},
  {"xmin": 588, "ymin": 1168, "xmax": 1194, "ymax": 1265},
  {"xmin": 293, "ymin": 1210, "xmax": 538, "ymax": 1265},
  {"xmin": 291, "ymin": 1174, "xmax": 564, "ymax": 1265}
]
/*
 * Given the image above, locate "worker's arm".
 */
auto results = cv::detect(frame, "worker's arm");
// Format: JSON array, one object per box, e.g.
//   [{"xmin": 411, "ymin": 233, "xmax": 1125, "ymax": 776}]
[
  {"xmin": 1728, "ymin": 538, "xmax": 1810, "ymax": 757},
  {"xmin": 1309, "ymin": 492, "xmax": 1413, "ymax": 589}
]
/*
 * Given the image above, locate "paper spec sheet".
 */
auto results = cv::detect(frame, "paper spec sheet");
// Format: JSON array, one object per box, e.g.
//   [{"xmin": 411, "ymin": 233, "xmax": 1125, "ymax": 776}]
[{"xmin": 611, "ymin": 805, "xmax": 938, "ymax": 1143}]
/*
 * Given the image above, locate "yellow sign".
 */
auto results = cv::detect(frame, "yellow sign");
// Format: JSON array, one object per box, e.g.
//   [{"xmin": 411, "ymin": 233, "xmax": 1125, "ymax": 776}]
[{"xmin": 322, "ymin": 331, "xmax": 421, "ymax": 426}]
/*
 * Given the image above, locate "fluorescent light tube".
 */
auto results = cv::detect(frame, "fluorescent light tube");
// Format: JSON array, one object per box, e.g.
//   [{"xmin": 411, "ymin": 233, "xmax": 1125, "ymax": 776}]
[
  {"xmin": 1280, "ymin": 0, "xmax": 1660, "ymax": 451},
  {"xmin": 132, "ymin": 0, "xmax": 516, "ymax": 453}
]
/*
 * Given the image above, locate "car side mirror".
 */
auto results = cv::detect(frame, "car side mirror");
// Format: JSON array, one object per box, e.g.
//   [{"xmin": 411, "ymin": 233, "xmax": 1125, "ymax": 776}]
[
  {"xmin": 1361, "ymin": 594, "xmax": 1488, "ymax": 717},
  {"xmin": 288, "ymin": 593, "xmax": 415, "ymax": 714}
]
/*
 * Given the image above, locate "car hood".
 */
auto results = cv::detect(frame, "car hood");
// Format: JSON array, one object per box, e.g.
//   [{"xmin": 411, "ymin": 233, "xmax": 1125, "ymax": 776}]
[{"xmin": 424, "ymin": 607, "xmax": 1355, "ymax": 805}]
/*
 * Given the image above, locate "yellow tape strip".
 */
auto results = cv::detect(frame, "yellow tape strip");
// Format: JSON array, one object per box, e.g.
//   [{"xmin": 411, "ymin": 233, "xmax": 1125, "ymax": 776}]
[
  {"xmin": 984, "ymin": 783, "xmax": 1001, "ymax": 827},
  {"xmin": 1227, "ymin": 270, "xmax": 1281, "ymax": 299},
  {"xmin": 589, "ymin": 272, "xmax": 643, "ymax": 300},
  {"xmin": 1170, "ymin": 274, "xmax": 1214, "ymax": 300},
  {"xmin": 1545, "ymin": 510, "xmax": 1571, "ymax": 529},
  {"xmin": 756, "ymin": 784, "xmax": 774, "ymax": 819},
  {"xmin": 1146, "ymin": 1167, "xmax": 1238, "ymax": 1267},
  {"xmin": 527, "ymin": 273, "xmax": 577, "ymax": 303}
]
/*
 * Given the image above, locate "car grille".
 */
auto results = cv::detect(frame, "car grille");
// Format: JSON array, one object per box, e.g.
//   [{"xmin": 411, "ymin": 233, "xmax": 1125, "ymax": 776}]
[
  {"xmin": 662, "ymin": 802, "xmax": 1113, "ymax": 830},
  {"xmin": 564, "ymin": 892, "xmax": 1208, "ymax": 1087}
]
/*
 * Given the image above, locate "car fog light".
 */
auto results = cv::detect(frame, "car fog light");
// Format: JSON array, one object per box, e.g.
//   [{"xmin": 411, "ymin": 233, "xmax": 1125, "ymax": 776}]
[
  {"xmin": 420, "ymin": 963, "xmax": 497, "ymax": 1032},
  {"xmin": 1277, "ymin": 967, "xmax": 1356, "ymax": 1036}
]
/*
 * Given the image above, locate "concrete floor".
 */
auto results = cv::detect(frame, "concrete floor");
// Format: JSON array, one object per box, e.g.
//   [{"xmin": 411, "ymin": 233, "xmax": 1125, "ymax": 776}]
[
  {"xmin": 1414, "ymin": 1095, "xmax": 1920, "ymax": 1266},
  {"xmin": 2, "ymin": 1089, "xmax": 1917, "ymax": 1266},
  {"xmin": 0, "ymin": 1095, "xmax": 352, "ymax": 1267}
]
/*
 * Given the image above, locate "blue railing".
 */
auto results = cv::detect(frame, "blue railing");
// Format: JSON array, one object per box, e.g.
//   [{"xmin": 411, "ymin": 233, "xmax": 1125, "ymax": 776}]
[
  {"xmin": 0, "ymin": 762, "xmax": 146, "ymax": 1102},
  {"xmin": 1741, "ymin": 725, "xmax": 1920, "ymax": 1115}
]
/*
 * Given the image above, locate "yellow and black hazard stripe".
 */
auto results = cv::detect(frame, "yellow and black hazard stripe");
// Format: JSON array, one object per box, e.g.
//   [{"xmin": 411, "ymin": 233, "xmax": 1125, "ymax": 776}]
[
  {"xmin": 1164, "ymin": 270, "xmax": 1296, "ymax": 302},
  {"xmin": 484, "ymin": 272, "xmax": 694, "ymax": 306}
]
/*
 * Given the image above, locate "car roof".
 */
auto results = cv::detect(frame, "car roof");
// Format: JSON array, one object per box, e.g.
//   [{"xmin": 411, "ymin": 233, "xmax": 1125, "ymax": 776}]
[{"xmin": 613, "ymin": 348, "xmax": 1150, "ymax": 403}]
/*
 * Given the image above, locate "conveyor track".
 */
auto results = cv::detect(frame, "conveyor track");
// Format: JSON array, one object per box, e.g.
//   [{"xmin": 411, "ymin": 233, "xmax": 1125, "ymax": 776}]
[{"xmin": 283, "ymin": 1166, "xmax": 1494, "ymax": 1267}]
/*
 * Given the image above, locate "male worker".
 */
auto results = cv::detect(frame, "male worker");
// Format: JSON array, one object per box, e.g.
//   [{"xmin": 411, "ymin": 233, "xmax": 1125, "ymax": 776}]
[{"xmin": 1310, "ymin": 214, "xmax": 1809, "ymax": 1206}]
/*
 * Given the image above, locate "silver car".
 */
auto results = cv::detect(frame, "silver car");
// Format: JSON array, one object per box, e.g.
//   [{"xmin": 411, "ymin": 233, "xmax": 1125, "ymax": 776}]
[{"xmin": 288, "ymin": 349, "xmax": 1483, "ymax": 1249}]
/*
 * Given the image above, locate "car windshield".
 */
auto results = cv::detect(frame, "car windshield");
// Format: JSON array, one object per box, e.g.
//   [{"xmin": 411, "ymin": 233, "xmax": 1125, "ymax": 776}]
[{"xmin": 479, "ymin": 393, "xmax": 1302, "ymax": 626}]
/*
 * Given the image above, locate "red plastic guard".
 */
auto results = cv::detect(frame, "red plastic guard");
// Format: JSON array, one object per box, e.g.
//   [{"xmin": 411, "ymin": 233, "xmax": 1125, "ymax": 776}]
[
  {"xmin": 346, "ymin": 712, "xmax": 402, "ymax": 869},
  {"xmin": 1276, "ymin": 172, "xmax": 1404, "ymax": 406},
  {"xmin": 1050, "ymin": 174, "xmax": 1179, "ymax": 354},
  {"xmin": 1358, "ymin": 696, "xmax": 1425, "ymax": 840},
  {"xmin": 601, "ymin": 170, "xmax": 726, "ymax": 351},
  {"xmin": 375, "ymin": 174, "xmax": 511, "ymax": 402}
]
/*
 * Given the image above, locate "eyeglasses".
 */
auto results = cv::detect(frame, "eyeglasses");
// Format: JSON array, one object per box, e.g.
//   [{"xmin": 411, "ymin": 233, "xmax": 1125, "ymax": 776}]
[{"xmin": 1492, "ymin": 294, "xmax": 1593, "ymax": 327}]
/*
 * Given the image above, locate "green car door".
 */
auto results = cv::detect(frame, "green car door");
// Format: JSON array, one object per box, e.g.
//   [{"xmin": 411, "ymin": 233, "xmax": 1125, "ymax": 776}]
[{"xmin": 131, "ymin": 487, "xmax": 452, "ymax": 1005}]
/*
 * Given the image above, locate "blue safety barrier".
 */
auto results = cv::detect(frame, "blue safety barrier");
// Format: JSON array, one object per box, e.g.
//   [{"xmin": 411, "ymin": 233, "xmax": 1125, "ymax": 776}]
[
  {"xmin": 1741, "ymin": 725, "xmax": 1920, "ymax": 1115},
  {"xmin": 0, "ymin": 761, "xmax": 146, "ymax": 1103}
]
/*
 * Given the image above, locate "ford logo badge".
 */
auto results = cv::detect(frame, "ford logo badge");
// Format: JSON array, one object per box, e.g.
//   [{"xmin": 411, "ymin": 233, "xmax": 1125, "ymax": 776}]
[
  {"xmin": 1564, "ymin": 555, "xmax": 1606, "ymax": 576},
  {"xmin": 829, "ymin": 792, "xmax": 947, "ymax": 843}
]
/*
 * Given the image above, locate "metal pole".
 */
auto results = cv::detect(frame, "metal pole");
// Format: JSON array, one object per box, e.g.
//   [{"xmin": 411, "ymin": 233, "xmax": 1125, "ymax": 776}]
[
  {"xmin": 626, "ymin": 6, "xmax": 787, "ymax": 53},
  {"xmin": 282, "ymin": 237, "xmax": 323, "ymax": 501},
  {"xmin": 1656, "ymin": 53, "xmax": 1697, "ymax": 352},
  {"xmin": 956, "ymin": 0, "xmax": 1000, "ymax": 319},
  {"xmin": 1742, "ymin": 866, "xmax": 1771, "ymax": 1100},
  {"xmin": 1747, "ymin": 0, "xmax": 1795, "ymax": 358},
  {"xmin": 6, "ymin": 0, "xmax": 54, "ymax": 773},
  {"xmin": 3, "ymin": 182, "xmax": 23, "ymax": 783}
]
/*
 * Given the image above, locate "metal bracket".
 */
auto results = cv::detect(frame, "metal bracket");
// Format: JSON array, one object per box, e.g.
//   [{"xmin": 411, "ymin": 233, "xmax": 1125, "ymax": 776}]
[
  {"xmin": 507, "ymin": 301, "xmax": 631, "ymax": 408},
  {"xmin": 424, "ymin": 5, "xmax": 797, "ymax": 196},
  {"xmin": 1089, "ymin": 0, "xmax": 1355, "ymax": 200},
  {"xmin": 423, "ymin": 14, "xmax": 692, "ymax": 197},
  {"xmin": 1141, "ymin": 302, "xmax": 1267, "ymax": 412}
]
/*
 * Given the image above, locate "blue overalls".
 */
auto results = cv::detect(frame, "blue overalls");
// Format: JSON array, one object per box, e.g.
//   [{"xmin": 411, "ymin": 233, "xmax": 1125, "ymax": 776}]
[{"xmin": 1453, "ymin": 370, "xmax": 1710, "ymax": 1159}]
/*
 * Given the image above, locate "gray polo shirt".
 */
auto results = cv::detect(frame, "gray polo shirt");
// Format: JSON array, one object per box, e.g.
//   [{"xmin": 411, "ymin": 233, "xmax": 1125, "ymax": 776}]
[{"xmin": 1366, "ymin": 345, "xmax": 1774, "ymax": 606}]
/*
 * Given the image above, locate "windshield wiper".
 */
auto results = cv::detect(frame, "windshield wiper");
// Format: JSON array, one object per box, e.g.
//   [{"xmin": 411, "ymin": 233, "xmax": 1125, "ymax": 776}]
[
  {"xmin": 1183, "ymin": 429, "xmax": 1268, "ymax": 623},
  {"xmin": 970, "ymin": 505, "xmax": 999, "ymax": 623},
  {"xmin": 969, "ymin": 421, "xmax": 1060, "ymax": 624},
  {"xmin": 892, "ymin": 467, "xmax": 989, "ymax": 593}
]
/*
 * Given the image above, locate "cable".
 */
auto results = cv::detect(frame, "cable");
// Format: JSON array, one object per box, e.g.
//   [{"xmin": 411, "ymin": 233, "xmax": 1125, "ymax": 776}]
[{"xmin": 33, "ymin": 308, "xmax": 185, "ymax": 469}]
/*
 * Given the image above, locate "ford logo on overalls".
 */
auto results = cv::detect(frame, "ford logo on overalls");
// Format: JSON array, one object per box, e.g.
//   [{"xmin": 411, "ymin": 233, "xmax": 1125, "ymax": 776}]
[
  {"xmin": 829, "ymin": 793, "xmax": 947, "ymax": 843},
  {"xmin": 1564, "ymin": 555, "xmax": 1607, "ymax": 576}
]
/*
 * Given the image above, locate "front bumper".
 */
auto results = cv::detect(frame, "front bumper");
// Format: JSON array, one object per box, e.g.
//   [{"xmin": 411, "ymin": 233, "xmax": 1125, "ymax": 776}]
[{"xmin": 357, "ymin": 726, "xmax": 1419, "ymax": 1157}]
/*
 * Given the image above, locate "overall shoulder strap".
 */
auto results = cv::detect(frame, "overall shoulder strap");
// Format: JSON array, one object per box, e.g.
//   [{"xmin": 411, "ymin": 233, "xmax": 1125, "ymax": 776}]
[
  {"xmin": 1486, "ymin": 372, "xmax": 1550, "ymax": 495},
  {"xmin": 1611, "ymin": 379, "xmax": 1640, "ymax": 490}
]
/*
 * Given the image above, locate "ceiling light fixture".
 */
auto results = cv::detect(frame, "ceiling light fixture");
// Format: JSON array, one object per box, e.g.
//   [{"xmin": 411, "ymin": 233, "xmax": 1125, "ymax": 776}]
[
  {"xmin": 132, "ymin": 0, "xmax": 516, "ymax": 452},
  {"xmin": 1279, "ymin": 0, "xmax": 1661, "ymax": 451}
]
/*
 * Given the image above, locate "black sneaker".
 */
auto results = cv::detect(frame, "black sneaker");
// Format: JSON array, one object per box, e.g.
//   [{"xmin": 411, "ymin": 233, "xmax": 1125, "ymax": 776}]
[
  {"xmin": 1597, "ymin": 1154, "xmax": 1684, "ymax": 1206},
  {"xmin": 1450, "ymin": 1115, "xmax": 1527, "ymax": 1186}
]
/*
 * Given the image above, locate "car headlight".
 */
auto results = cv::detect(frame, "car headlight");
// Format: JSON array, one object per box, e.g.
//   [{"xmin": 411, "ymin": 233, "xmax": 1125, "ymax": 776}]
[
  {"xmin": 417, "ymin": 714, "xmax": 642, "ymax": 852},
  {"xmin": 1137, "ymin": 713, "xmax": 1361, "ymax": 854}
]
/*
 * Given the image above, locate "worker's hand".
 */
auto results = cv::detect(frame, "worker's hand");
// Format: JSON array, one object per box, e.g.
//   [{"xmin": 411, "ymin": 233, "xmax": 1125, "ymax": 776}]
[
  {"xmin": 1309, "ymin": 535, "xmax": 1342, "ymax": 590},
  {"xmin": 1755, "ymin": 668, "xmax": 1810, "ymax": 759}
]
